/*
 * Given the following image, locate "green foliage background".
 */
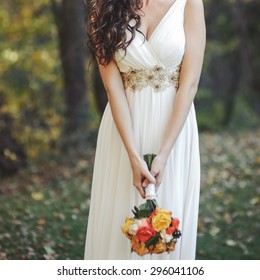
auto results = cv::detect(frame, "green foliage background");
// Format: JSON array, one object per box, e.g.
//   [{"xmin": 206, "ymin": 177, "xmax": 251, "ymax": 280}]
[
  {"xmin": 1, "ymin": 0, "xmax": 259, "ymax": 158},
  {"xmin": 0, "ymin": 0, "xmax": 63, "ymax": 158}
]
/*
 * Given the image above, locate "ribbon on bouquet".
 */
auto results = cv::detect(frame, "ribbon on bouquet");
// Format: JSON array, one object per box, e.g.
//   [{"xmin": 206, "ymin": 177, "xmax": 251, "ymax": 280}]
[{"xmin": 145, "ymin": 183, "xmax": 157, "ymax": 200}]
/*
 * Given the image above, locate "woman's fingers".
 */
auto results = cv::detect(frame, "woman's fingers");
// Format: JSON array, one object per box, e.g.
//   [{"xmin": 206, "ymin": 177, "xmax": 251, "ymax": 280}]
[
  {"xmin": 150, "ymin": 155, "xmax": 167, "ymax": 188},
  {"xmin": 131, "ymin": 157, "xmax": 156, "ymax": 198},
  {"xmin": 144, "ymin": 172, "xmax": 162, "ymax": 188},
  {"xmin": 141, "ymin": 162, "xmax": 156, "ymax": 187},
  {"xmin": 133, "ymin": 155, "xmax": 167, "ymax": 195},
  {"xmin": 142, "ymin": 178, "xmax": 149, "ymax": 188},
  {"xmin": 133, "ymin": 182, "xmax": 145, "ymax": 198},
  {"xmin": 137, "ymin": 186, "xmax": 145, "ymax": 198}
]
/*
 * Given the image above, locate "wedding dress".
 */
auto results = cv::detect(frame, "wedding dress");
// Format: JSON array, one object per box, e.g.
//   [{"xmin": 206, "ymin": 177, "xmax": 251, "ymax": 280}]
[{"xmin": 84, "ymin": 0, "xmax": 200, "ymax": 260}]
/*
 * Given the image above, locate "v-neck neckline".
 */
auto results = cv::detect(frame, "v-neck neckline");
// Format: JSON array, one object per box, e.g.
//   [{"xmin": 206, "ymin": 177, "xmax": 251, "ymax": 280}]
[{"xmin": 141, "ymin": 0, "xmax": 178, "ymax": 42}]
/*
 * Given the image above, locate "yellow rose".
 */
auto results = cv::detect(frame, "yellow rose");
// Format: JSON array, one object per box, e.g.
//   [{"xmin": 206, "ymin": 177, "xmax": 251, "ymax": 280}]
[
  {"xmin": 121, "ymin": 217, "xmax": 134, "ymax": 239},
  {"xmin": 151, "ymin": 208, "xmax": 172, "ymax": 232}
]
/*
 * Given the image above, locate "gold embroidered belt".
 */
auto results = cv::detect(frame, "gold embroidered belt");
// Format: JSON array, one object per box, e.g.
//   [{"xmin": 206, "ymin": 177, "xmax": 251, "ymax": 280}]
[{"xmin": 121, "ymin": 65, "xmax": 181, "ymax": 93}]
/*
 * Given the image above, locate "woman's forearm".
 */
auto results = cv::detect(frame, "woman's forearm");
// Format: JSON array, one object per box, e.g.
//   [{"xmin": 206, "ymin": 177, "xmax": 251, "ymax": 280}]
[
  {"xmin": 98, "ymin": 61, "xmax": 139, "ymax": 162},
  {"xmin": 98, "ymin": 60, "xmax": 156, "ymax": 194},
  {"xmin": 159, "ymin": 84, "xmax": 198, "ymax": 159},
  {"xmin": 107, "ymin": 86, "xmax": 139, "ymax": 161},
  {"xmin": 159, "ymin": 0, "xmax": 206, "ymax": 161}
]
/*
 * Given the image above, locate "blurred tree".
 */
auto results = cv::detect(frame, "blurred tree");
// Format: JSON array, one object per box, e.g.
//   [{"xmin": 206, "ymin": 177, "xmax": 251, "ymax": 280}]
[
  {"xmin": 0, "ymin": 95, "xmax": 26, "ymax": 177},
  {"xmin": 202, "ymin": 0, "xmax": 240, "ymax": 125},
  {"xmin": 0, "ymin": 0, "xmax": 64, "ymax": 163},
  {"xmin": 93, "ymin": 63, "xmax": 107, "ymax": 114},
  {"xmin": 198, "ymin": 0, "xmax": 260, "ymax": 128},
  {"xmin": 243, "ymin": 0, "xmax": 260, "ymax": 114},
  {"xmin": 51, "ymin": 0, "xmax": 89, "ymax": 136}
]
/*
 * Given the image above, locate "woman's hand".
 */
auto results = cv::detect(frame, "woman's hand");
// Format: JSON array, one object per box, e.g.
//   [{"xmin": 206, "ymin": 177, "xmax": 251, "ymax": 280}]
[
  {"xmin": 130, "ymin": 155, "xmax": 156, "ymax": 198},
  {"xmin": 142, "ymin": 154, "xmax": 168, "ymax": 190}
]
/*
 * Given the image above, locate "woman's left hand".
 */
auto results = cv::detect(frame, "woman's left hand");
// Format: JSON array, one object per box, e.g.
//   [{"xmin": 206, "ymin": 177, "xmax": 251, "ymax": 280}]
[{"xmin": 142, "ymin": 154, "xmax": 167, "ymax": 190}]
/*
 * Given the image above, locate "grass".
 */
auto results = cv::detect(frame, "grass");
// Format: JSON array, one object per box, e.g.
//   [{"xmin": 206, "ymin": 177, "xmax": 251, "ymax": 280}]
[
  {"xmin": 0, "ymin": 152, "xmax": 93, "ymax": 260},
  {"xmin": 197, "ymin": 129, "xmax": 260, "ymax": 259},
  {"xmin": 0, "ymin": 129, "xmax": 259, "ymax": 260}
]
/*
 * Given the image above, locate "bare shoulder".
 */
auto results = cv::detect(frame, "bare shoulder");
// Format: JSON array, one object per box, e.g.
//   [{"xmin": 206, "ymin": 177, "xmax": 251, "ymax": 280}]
[
  {"xmin": 185, "ymin": 0, "xmax": 204, "ymax": 13},
  {"xmin": 184, "ymin": 0, "xmax": 205, "ymax": 26},
  {"xmin": 183, "ymin": 0, "xmax": 206, "ymax": 49}
]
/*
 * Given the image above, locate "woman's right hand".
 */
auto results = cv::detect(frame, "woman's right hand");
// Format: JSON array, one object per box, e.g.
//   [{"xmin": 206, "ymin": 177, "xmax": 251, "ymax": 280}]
[{"xmin": 129, "ymin": 155, "xmax": 156, "ymax": 198}]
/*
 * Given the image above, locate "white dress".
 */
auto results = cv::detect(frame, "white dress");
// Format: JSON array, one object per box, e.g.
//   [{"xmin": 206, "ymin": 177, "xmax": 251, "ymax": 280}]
[{"xmin": 84, "ymin": 0, "xmax": 200, "ymax": 260}]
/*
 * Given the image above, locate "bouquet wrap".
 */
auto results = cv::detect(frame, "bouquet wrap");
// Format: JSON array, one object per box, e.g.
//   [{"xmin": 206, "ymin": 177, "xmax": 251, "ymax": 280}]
[
  {"xmin": 145, "ymin": 183, "xmax": 157, "ymax": 200},
  {"xmin": 121, "ymin": 154, "xmax": 181, "ymax": 256}
]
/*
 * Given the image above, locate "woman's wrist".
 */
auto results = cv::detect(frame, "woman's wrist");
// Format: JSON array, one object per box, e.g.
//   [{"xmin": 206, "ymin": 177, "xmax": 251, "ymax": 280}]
[
  {"xmin": 157, "ymin": 148, "xmax": 170, "ymax": 164},
  {"xmin": 128, "ymin": 150, "xmax": 141, "ymax": 165}
]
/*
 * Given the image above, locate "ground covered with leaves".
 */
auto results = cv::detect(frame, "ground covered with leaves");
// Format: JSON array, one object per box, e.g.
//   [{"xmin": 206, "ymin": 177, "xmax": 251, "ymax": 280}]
[{"xmin": 0, "ymin": 129, "xmax": 259, "ymax": 260}]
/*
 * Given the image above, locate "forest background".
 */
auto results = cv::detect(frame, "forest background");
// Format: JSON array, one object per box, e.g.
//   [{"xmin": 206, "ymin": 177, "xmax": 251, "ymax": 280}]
[{"xmin": 0, "ymin": 0, "xmax": 259, "ymax": 260}]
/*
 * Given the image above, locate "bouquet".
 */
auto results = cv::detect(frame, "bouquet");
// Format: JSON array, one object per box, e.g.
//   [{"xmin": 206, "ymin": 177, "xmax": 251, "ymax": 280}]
[{"xmin": 121, "ymin": 154, "xmax": 181, "ymax": 256}]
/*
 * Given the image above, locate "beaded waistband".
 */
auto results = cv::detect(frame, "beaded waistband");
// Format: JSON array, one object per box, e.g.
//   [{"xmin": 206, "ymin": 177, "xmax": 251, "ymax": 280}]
[{"xmin": 121, "ymin": 65, "xmax": 181, "ymax": 93}]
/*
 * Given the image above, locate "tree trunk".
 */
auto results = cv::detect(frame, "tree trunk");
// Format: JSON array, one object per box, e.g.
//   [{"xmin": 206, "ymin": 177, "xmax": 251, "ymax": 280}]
[
  {"xmin": 231, "ymin": 0, "xmax": 252, "ymax": 92},
  {"xmin": 51, "ymin": 0, "xmax": 89, "ymax": 135},
  {"xmin": 93, "ymin": 63, "xmax": 108, "ymax": 115}
]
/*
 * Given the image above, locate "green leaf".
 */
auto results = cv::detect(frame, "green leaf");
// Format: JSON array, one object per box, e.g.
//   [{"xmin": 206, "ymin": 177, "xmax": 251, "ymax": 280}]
[
  {"xmin": 132, "ymin": 207, "xmax": 151, "ymax": 219},
  {"xmin": 136, "ymin": 209, "xmax": 151, "ymax": 219},
  {"xmin": 147, "ymin": 199, "xmax": 157, "ymax": 212},
  {"xmin": 143, "ymin": 154, "xmax": 157, "ymax": 171},
  {"xmin": 145, "ymin": 235, "xmax": 160, "ymax": 247},
  {"xmin": 139, "ymin": 202, "xmax": 149, "ymax": 210}
]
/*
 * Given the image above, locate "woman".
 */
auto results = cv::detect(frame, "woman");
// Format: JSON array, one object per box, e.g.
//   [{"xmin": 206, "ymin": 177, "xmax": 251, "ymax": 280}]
[{"xmin": 84, "ymin": 0, "xmax": 205, "ymax": 260}]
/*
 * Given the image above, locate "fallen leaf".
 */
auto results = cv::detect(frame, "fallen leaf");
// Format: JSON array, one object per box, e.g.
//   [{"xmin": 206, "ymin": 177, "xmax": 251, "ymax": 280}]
[
  {"xmin": 38, "ymin": 217, "xmax": 47, "ymax": 225},
  {"xmin": 226, "ymin": 240, "xmax": 237, "ymax": 247},
  {"xmin": 209, "ymin": 226, "xmax": 220, "ymax": 237},
  {"xmin": 249, "ymin": 197, "xmax": 259, "ymax": 205},
  {"xmin": 31, "ymin": 192, "xmax": 44, "ymax": 201},
  {"xmin": 53, "ymin": 212, "xmax": 65, "ymax": 221},
  {"xmin": 224, "ymin": 213, "xmax": 232, "ymax": 224}
]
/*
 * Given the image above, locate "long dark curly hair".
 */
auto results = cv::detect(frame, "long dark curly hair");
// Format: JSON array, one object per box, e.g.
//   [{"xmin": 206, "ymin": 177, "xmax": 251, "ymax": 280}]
[{"xmin": 87, "ymin": 0, "xmax": 143, "ymax": 65}]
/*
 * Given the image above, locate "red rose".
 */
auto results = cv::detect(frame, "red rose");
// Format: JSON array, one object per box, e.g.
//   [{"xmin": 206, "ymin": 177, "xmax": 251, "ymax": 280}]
[
  {"xmin": 166, "ymin": 218, "xmax": 180, "ymax": 235},
  {"xmin": 136, "ymin": 224, "xmax": 156, "ymax": 243},
  {"xmin": 172, "ymin": 218, "xmax": 180, "ymax": 230},
  {"xmin": 166, "ymin": 226, "xmax": 175, "ymax": 235}
]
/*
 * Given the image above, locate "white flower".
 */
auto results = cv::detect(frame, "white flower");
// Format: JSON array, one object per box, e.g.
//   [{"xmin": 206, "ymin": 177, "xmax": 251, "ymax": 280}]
[
  {"xmin": 128, "ymin": 220, "xmax": 142, "ymax": 235},
  {"xmin": 160, "ymin": 229, "xmax": 173, "ymax": 243}
]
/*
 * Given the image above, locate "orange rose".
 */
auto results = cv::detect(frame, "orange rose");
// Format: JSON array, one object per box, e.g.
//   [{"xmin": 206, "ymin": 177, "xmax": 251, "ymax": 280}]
[
  {"xmin": 131, "ymin": 237, "xmax": 149, "ymax": 256},
  {"xmin": 136, "ymin": 224, "xmax": 156, "ymax": 243},
  {"xmin": 152, "ymin": 239, "xmax": 167, "ymax": 254},
  {"xmin": 137, "ymin": 243, "xmax": 150, "ymax": 256},
  {"xmin": 131, "ymin": 236, "xmax": 140, "ymax": 252}
]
